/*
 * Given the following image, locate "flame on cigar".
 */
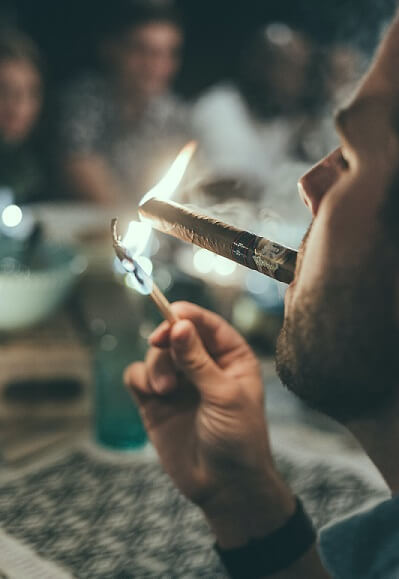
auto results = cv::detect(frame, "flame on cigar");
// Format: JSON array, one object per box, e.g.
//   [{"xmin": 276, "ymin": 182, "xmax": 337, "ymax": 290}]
[
  {"xmin": 122, "ymin": 141, "xmax": 197, "ymax": 257},
  {"xmin": 122, "ymin": 141, "xmax": 197, "ymax": 262},
  {"xmin": 139, "ymin": 141, "xmax": 197, "ymax": 206},
  {"xmin": 113, "ymin": 142, "xmax": 197, "ymax": 295}
]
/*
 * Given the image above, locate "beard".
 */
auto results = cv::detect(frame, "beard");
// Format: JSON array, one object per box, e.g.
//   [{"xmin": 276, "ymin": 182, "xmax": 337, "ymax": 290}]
[{"xmin": 276, "ymin": 230, "xmax": 399, "ymax": 424}]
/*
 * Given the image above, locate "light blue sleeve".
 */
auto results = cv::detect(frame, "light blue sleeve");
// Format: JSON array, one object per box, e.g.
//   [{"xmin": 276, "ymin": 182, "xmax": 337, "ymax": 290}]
[{"xmin": 319, "ymin": 496, "xmax": 399, "ymax": 579}]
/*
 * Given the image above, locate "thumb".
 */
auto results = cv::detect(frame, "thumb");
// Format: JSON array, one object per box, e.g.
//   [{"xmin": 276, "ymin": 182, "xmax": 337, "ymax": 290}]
[{"xmin": 170, "ymin": 319, "xmax": 222, "ymax": 393}]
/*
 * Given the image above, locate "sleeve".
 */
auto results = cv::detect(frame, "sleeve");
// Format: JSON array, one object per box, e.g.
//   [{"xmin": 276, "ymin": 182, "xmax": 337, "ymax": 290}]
[
  {"xmin": 319, "ymin": 497, "xmax": 399, "ymax": 579},
  {"xmin": 192, "ymin": 85, "xmax": 266, "ymax": 180}
]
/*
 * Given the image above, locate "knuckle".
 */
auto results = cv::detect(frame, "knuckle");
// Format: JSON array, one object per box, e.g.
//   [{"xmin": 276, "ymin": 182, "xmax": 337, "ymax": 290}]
[{"xmin": 184, "ymin": 352, "xmax": 212, "ymax": 375}]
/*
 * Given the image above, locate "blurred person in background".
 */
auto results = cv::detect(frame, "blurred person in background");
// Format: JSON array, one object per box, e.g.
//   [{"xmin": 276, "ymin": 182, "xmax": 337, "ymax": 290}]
[
  {"xmin": 0, "ymin": 28, "xmax": 48, "ymax": 204},
  {"xmin": 193, "ymin": 24, "xmax": 337, "ymax": 218},
  {"xmin": 297, "ymin": 42, "xmax": 365, "ymax": 165},
  {"xmin": 327, "ymin": 43, "xmax": 365, "ymax": 107},
  {"xmin": 59, "ymin": 0, "xmax": 191, "ymax": 205}
]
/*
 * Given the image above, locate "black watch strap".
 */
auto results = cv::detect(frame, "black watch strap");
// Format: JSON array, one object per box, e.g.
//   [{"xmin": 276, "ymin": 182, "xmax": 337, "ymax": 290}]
[{"xmin": 214, "ymin": 497, "xmax": 316, "ymax": 578}]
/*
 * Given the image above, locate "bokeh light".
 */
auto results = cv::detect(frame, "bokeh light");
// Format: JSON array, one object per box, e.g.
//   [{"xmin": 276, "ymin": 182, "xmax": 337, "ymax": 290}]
[{"xmin": 1, "ymin": 205, "xmax": 23, "ymax": 228}]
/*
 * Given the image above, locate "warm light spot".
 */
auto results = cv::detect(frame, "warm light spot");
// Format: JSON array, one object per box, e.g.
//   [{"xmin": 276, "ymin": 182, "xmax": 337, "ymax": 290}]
[
  {"xmin": 246, "ymin": 270, "xmax": 268, "ymax": 294},
  {"xmin": 156, "ymin": 268, "xmax": 172, "ymax": 291},
  {"xmin": 193, "ymin": 249, "xmax": 237, "ymax": 277},
  {"xmin": 1, "ymin": 204, "xmax": 22, "ymax": 228},
  {"xmin": 140, "ymin": 141, "xmax": 197, "ymax": 205},
  {"xmin": 100, "ymin": 334, "xmax": 118, "ymax": 352},
  {"xmin": 232, "ymin": 296, "xmax": 259, "ymax": 332},
  {"xmin": 124, "ymin": 269, "xmax": 153, "ymax": 296},
  {"xmin": 214, "ymin": 255, "xmax": 237, "ymax": 276},
  {"xmin": 136, "ymin": 256, "xmax": 153, "ymax": 276},
  {"xmin": 122, "ymin": 221, "xmax": 152, "ymax": 256},
  {"xmin": 193, "ymin": 248, "xmax": 214, "ymax": 274}
]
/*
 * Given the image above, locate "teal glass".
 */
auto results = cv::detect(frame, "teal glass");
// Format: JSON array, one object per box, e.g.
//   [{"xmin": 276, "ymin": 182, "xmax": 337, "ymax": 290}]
[{"xmin": 94, "ymin": 332, "xmax": 147, "ymax": 449}]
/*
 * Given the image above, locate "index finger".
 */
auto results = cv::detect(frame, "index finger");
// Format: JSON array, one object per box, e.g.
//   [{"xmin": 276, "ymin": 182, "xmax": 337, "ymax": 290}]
[{"xmin": 150, "ymin": 301, "xmax": 249, "ymax": 365}]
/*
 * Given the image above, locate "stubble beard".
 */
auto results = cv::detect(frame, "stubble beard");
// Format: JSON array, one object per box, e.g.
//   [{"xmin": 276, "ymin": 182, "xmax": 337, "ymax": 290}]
[{"xmin": 275, "ymin": 234, "xmax": 399, "ymax": 423}]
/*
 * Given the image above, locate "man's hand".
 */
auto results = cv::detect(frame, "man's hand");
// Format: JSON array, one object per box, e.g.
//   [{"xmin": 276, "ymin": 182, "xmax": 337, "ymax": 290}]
[{"xmin": 124, "ymin": 301, "xmax": 295, "ymax": 548}]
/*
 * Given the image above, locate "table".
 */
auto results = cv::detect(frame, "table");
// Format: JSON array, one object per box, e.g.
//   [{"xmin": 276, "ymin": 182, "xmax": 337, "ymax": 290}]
[{"xmin": 0, "ymin": 275, "xmax": 389, "ymax": 578}]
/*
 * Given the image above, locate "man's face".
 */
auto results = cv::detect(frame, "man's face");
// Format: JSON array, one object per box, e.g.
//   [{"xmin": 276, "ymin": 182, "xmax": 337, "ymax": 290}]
[
  {"xmin": 113, "ymin": 22, "xmax": 182, "ymax": 98},
  {"xmin": 276, "ymin": 16, "xmax": 399, "ymax": 423}
]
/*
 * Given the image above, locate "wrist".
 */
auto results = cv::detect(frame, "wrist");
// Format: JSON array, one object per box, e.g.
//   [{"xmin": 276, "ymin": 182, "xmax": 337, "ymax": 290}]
[
  {"xmin": 203, "ymin": 471, "xmax": 296, "ymax": 549},
  {"xmin": 214, "ymin": 497, "xmax": 320, "ymax": 579}
]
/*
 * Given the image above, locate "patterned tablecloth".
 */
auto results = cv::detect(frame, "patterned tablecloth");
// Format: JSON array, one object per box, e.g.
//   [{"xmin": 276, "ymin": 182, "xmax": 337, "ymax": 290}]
[
  {"xmin": 0, "ymin": 428, "xmax": 389, "ymax": 579},
  {"xmin": 0, "ymin": 349, "xmax": 390, "ymax": 579}
]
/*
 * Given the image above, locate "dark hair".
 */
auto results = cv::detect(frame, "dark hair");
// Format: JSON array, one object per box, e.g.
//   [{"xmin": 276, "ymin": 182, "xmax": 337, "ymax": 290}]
[
  {"xmin": 0, "ymin": 28, "xmax": 43, "ymax": 73},
  {"xmin": 100, "ymin": 0, "xmax": 183, "ymax": 42},
  {"xmin": 237, "ymin": 24, "xmax": 326, "ymax": 120}
]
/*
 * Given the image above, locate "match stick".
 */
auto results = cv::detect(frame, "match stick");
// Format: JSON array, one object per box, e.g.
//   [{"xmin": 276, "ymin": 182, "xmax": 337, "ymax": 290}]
[
  {"xmin": 138, "ymin": 199, "xmax": 297, "ymax": 284},
  {"xmin": 111, "ymin": 218, "xmax": 178, "ymax": 324},
  {"xmin": 150, "ymin": 282, "xmax": 178, "ymax": 324}
]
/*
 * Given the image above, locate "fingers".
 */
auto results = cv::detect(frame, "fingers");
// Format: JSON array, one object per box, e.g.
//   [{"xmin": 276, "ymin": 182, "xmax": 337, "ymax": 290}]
[
  {"xmin": 152, "ymin": 301, "xmax": 250, "ymax": 363},
  {"xmin": 139, "ymin": 302, "xmax": 257, "ymax": 400},
  {"xmin": 149, "ymin": 321, "xmax": 172, "ymax": 349},
  {"xmin": 124, "ymin": 362, "xmax": 155, "ymax": 411},
  {"xmin": 124, "ymin": 352, "xmax": 177, "ymax": 397},
  {"xmin": 124, "ymin": 362, "xmax": 150, "ymax": 396},
  {"xmin": 169, "ymin": 319, "xmax": 223, "ymax": 395},
  {"xmin": 146, "ymin": 347, "xmax": 177, "ymax": 394},
  {"xmin": 149, "ymin": 301, "xmax": 256, "ymax": 377}
]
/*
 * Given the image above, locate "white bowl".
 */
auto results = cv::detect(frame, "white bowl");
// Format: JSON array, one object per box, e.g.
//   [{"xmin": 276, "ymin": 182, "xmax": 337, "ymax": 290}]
[{"xmin": 0, "ymin": 244, "xmax": 87, "ymax": 331}]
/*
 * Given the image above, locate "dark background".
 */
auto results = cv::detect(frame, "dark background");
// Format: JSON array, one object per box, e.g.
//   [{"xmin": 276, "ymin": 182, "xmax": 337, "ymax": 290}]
[{"xmin": 0, "ymin": 0, "xmax": 396, "ymax": 97}]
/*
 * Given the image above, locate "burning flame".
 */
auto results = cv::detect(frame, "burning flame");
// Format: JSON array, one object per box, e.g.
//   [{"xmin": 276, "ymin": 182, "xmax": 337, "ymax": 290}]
[
  {"xmin": 122, "ymin": 141, "xmax": 197, "ymax": 257},
  {"xmin": 1, "ymin": 204, "xmax": 23, "ymax": 228},
  {"xmin": 119, "ymin": 141, "xmax": 196, "ymax": 293},
  {"xmin": 193, "ymin": 248, "xmax": 237, "ymax": 277},
  {"xmin": 122, "ymin": 221, "xmax": 152, "ymax": 256},
  {"xmin": 139, "ymin": 141, "xmax": 197, "ymax": 206}
]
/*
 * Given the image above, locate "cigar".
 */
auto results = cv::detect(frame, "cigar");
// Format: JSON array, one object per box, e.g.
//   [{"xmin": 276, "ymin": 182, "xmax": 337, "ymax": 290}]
[{"xmin": 138, "ymin": 199, "xmax": 297, "ymax": 284}]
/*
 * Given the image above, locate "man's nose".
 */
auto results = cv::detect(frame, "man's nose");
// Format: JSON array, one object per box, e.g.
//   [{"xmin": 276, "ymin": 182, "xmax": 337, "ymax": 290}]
[{"xmin": 298, "ymin": 148, "xmax": 344, "ymax": 217}]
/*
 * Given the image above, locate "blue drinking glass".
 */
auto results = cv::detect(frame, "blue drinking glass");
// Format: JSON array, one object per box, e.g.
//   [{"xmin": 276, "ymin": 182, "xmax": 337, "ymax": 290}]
[{"xmin": 94, "ymin": 330, "xmax": 147, "ymax": 450}]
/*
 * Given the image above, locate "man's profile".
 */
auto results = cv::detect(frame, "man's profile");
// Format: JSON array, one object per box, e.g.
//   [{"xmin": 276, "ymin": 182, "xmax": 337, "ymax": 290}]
[{"xmin": 125, "ymin": 10, "xmax": 399, "ymax": 578}]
